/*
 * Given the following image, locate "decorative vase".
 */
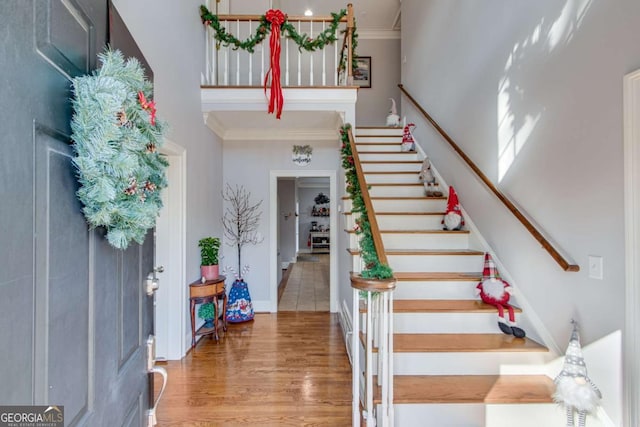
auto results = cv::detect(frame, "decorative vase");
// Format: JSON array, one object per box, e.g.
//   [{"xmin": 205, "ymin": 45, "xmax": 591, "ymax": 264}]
[
  {"xmin": 203, "ymin": 318, "xmax": 215, "ymax": 329},
  {"xmin": 200, "ymin": 265, "xmax": 219, "ymax": 281}
]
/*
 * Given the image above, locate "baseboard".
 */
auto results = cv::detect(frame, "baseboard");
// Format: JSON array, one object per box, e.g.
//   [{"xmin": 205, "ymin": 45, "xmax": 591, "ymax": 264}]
[
  {"xmin": 252, "ymin": 299, "xmax": 273, "ymax": 313},
  {"xmin": 339, "ymin": 299, "xmax": 353, "ymax": 365}
]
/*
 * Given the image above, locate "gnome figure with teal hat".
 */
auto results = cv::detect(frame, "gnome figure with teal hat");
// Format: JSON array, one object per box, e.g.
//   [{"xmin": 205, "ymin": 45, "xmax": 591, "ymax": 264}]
[{"xmin": 554, "ymin": 320, "xmax": 602, "ymax": 427}]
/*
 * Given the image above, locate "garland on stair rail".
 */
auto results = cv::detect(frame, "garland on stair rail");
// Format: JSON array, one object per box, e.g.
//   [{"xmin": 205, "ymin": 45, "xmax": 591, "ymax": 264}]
[{"xmin": 340, "ymin": 125, "xmax": 393, "ymax": 279}]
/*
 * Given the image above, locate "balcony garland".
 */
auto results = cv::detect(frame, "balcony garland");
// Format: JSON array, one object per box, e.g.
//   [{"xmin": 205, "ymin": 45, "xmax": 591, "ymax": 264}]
[
  {"xmin": 70, "ymin": 49, "xmax": 168, "ymax": 250},
  {"xmin": 340, "ymin": 125, "xmax": 394, "ymax": 280},
  {"xmin": 200, "ymin": 5, "xmax": 355, "ymax": 118}
]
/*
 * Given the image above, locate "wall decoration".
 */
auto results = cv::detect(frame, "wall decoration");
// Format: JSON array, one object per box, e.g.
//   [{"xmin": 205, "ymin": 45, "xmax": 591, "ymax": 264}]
[
  {"xmin": 70, "ymin": 49, "xmax": 168, "ymax": 250},
  {"xmin": 353, "ymin": 56, "xmax": 371, "ymax": 88},
  {"xmin": 292, "ymin": 145, "xmax": 313, "ymax": 166}
]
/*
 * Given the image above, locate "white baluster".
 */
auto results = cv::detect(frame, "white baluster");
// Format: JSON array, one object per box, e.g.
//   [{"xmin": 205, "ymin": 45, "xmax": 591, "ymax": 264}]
[
  {"xmin": 205, "ymin": 16, "xmax": 210, "ymax": 84},
  {"xmin": 224, "ymin": 20, "xmax": 229, "ymax": 86},
  {"xmin": 366, "ymin": 291, "xmax": 373, "ymax": 426},
  {"xmin": 297, "ymin": 21, "xmax": 301, "ymax": 86},
  {"xmin": 261, "ymin": 35, "xmax": 265, "ymax": 86},
  {"xmin": 236, "ymin": 20, "xmax": 240, "ymax": 85},
  {"xmin": 334, "ymin": 34, "xmax": 338, "ymax": 85},
  {"xmin": 285, "ymin": 33, "xmax": 290, "ymax": 86},
  {"xmin": 352, "ymin": 288, "xmax": 360, "ymax": 427},
  {"xmin": 322, "ymin": 21, "xmax": 326, "ymax": 86},
  {"xmin": 248, "ymin": 20, "xmax": 253, "ymax": 85},
  {"xmin": 381, "ymin": 293, "xmax": 388, "ymax": 427},
  {"xmin": 389, "ymin": 292, "xmax": 394, "ymax": 427},
  {"xmin": 309, "ymin": 21, "xmax": 314, "ymax": 85}
]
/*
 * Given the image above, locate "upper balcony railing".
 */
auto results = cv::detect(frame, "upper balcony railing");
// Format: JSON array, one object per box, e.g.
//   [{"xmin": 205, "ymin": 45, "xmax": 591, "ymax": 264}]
[{"xmin": 201, "ymin": 3, "xmax": 355, "ymax": 88}]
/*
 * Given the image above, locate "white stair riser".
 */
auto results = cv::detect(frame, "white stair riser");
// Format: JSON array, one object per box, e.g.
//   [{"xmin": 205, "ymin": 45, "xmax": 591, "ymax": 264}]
[
  {"xmin": 382, "ymin": 233, "xmax": 470, "ymax": 250},
  {"xmin": 355, "ymin": 128, "xmax": 403, "ymax": 137},
  {"xmin": 369, "ymin": 185, "xmax": 425, "ymax": 197},
  {"xmin": 372, "ymin": 198, "xmax": 446, "ymax": 212},
  {"xmin": 390, "ymin": 404, "xmax": 484, "ymax": 427},
  {"xmin": 376, "ymin": 215, "xmax": 444, "ymax": 230},
  {"xmin": 342, "ymin": 198, "xmax": 352, "ymax": 212},
  {"xmin": 388, "ymin": 254, "xmax": 484, "ymax": 272},
  {"xmin": 356, "ymin": 136, "xmax": 402, "ymax": 143},
  {"xmin": 393, "ymin": 281, "xmax": 479, "ymax": 300},
  {"xmin": 343, "ymin": 214, "xmax": 358, "ymax": 230},
  {"xmin": 351, "ymin": 254, "xmax": 362, "ymax": 273},
  {"xmin": 348, "ymin": 233, "xmax": 359, "ymax": 249},
  {"xmin": 375, "ymin": 352, "xmax": 548, "ymax": 376},
  {"xmin": 355, "ymin": 133, "xmax": 402, "ymax": 142},
  {"xmin": 359, "ymin": 152, "xmax": 419, "ymax": 162},
  {"xmin": 355, "ymin": 143, "xmax": 402, "ymax": 152},
  {"xmin": 485, "ymin": 404, "xmax": 605, "ymax": 427},
  {"xmin": 391, "ymin": 312, "xmax": 521, "ymax": 334},
  {"xmin": 364, "ymin": 173, "xmax": 421, "ymax": 184},
  {"xmin": 361, "ymin": 162, "xmax": 420, "ymax": 172}
]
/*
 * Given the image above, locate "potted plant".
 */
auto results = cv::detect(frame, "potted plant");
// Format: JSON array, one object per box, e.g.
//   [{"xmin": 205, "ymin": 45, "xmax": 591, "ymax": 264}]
[
  {"xmin": 198, "ymin": 237, "xmax": 221, "ymax": 280},
  {"xmin": 197, "ymin": 302, "xmax": 215, "ymax": 329}
]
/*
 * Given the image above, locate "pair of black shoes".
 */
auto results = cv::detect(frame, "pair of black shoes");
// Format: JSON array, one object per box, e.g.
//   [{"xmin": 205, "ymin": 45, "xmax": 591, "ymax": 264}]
[{"xmin": 498, "ymin": 321, "xmax": 526, "ymax": 338}]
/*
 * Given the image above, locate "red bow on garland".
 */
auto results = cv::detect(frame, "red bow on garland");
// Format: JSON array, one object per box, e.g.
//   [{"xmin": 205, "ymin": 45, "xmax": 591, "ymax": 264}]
[
  {"xmin": 264, "ymin": 9, "xmax": 286, "ymax": 119},
  {"xmin": 138, "ymin": 91, "xmax": 157, "ymax": 126}
]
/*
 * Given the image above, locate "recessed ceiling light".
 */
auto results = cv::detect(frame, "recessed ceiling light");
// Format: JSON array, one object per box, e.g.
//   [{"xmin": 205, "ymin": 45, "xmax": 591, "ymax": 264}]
[{"xmin": 304, "ymin": 9, "xmax": 313, "ymax": 17}]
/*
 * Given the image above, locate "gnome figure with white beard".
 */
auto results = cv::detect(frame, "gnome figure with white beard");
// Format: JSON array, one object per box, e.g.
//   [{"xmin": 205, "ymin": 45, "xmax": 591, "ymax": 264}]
[
  {"xmin": 554, "ymin": 320, "xmax": 602, "ymax": 427},
  {"xmin": 475, "ymin": 253, "xmax": 526, "ymax": 338},
  {"xmin": 442, "ymin": 186, "xmax": 464, "ymax": 230},
  {"xmin": 386, "ymin": 98, "xmax": 400, "ymax": 127}
]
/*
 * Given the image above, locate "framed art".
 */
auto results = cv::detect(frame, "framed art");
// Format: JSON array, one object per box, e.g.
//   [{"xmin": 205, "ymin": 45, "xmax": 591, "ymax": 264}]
[{"xmin": 353, "ymin": 56, "xmax": 371, "ymax": 88}]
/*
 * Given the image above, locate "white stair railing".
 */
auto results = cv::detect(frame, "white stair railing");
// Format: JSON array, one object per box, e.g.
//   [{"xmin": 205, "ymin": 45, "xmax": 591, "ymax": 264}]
[{"xmin": 202, "ymin": 4, "xmax": 354, "ymax": 87}]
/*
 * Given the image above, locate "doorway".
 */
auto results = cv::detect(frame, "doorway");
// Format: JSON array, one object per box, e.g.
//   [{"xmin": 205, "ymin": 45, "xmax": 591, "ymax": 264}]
[
  {"xmin": 155, "ymin": 140, "xmax": 187, "ymax": 360},
  {"xmin": 270, "ymin": 170, "xmax": 338, "ymax": 313}
]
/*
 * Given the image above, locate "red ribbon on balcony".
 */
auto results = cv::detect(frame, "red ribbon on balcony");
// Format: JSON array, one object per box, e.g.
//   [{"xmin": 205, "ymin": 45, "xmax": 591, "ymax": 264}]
[{"xmin": 264, "ymin": 9, "xmax": 286, "ymax": 119}]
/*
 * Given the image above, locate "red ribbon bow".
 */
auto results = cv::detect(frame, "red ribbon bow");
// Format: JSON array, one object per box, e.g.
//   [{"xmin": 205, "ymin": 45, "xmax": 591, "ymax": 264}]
[
  {"xmin": 264, "ymin": 9, "xmax": 286, "ymax": 119},
  {"xmin": 138, "ymin": 91, "xmax": 157, "ymax": 126}
]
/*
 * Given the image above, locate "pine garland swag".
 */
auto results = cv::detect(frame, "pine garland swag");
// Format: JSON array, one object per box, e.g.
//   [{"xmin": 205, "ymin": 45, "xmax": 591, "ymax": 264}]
[
  {"xmin": 71, "ymin": 49, "xmax": 168, "ymax": 250},
  {"xmin": 200, "ymin": 5, "xmax": 348, "ymax": 53},
  {"xmin": 340, "ymin": 125, "xmax": 393, "ymax": 279}
]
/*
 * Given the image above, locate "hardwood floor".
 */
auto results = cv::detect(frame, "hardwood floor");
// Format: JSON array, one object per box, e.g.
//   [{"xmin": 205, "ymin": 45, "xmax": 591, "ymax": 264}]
[{"xmin": 155, "ymin": 312, "xmax": 352, "ymax": 426}]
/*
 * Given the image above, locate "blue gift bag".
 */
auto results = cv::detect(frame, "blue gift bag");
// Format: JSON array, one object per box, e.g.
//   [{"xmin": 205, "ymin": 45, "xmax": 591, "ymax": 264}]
[{"xmin": 225, "ymin": 279, "xmax": 254, "ymax": 323}]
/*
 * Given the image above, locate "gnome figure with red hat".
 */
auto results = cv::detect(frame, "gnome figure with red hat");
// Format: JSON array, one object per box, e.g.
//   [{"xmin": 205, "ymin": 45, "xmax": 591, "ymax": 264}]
[
  {"xmin": 476, "ymin": 253, "xmax": 526, "ymax": 338},
  {"xmin": 400, "ymin": 123, "xmax": 416, "ymax": 152},
  {"xmin": 442, "ymin": 186, "xmax": 464, "ymax": 230}
]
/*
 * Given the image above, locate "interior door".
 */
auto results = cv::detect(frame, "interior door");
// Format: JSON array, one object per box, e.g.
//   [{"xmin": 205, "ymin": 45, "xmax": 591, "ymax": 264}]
[{"xmin": 0, "ymin": 1, "xmax": 154, "ymax": 425}]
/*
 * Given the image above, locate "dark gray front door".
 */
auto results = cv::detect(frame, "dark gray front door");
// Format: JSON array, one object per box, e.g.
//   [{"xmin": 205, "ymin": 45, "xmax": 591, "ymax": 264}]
[{"xmin": 0, "ymin": 1, "xmax": 154, "ymax": 426}]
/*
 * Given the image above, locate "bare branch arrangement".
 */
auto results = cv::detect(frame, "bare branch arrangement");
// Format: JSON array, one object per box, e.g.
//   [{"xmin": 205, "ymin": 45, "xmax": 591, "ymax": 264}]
[{"xmin": 222, "ymin": 183, "xmax": 264, "ymax": 277}]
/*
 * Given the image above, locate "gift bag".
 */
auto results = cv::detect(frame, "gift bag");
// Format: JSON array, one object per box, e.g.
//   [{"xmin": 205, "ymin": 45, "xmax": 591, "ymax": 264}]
[{"xmin": 225, "ymin": 279, "xmax": 255, "ymax": 323}]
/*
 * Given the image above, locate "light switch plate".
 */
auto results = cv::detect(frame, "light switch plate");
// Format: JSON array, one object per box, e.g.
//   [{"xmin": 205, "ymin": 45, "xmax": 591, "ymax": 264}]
[{"xmin": 588, "ymin": 255, "xmax": 603, "ymax": 280}]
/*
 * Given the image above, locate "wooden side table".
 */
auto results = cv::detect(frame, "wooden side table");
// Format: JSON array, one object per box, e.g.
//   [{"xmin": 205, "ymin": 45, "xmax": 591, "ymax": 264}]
[{"xmin": 189, "ymin": 276, "xmax": 227, "ymax": 347}]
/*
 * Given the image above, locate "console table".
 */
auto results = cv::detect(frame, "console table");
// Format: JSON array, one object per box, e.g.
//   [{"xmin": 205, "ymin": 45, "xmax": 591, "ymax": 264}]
[{"xmin": 189, "ymin": 276, "xmax": 227, "ymax": 347}]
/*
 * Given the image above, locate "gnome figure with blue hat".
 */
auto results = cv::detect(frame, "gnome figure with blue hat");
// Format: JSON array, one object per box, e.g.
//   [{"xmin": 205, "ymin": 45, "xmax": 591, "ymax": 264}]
[
  {"xmin": 475, "ymin": 253, "xmax": 526, "ymax": 338},
  {"xmin": 554, "ymin": 320, "xmax": 602, "ymax": 427}
]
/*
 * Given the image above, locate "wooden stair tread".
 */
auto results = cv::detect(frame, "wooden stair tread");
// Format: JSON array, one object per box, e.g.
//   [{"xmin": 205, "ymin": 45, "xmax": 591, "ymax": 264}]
[
  {"xmin": 376, "ymin": 212, "xmax": 445, "ymax": 216},
  {"xmin": 380, "ymin": 229, "xmax": 470, "ymax": 234},
  {"xmin": 374, "ymin": 375, "xmax": 554, "ymax": 404},
  {"xmin": 391, "ymin": 333, "xmax": 546, "ymax": 353},
  {"xmin": 364, "ymin": 171, "xmax": 419, "ymax": 175},
  {"xmin": 368, "ymin": 183, "xmax": 424, "ymax": 187},
  {"xmin": 394, "ymin": 272, "xmax": 481, "ymax": 281},
  {"xmin": 356, "ymin": 142, "xmax": 401, "ymax": 145},
  {"xmin": 359, "ymin": 151, "xmax": 416, "ymax": 155},
  {"xmin": 371, "ymin": 196, "xmax": 446, "ymax": 200},
  {"xmin": 385, "ymin": 249, "xmax": 484, "ymax": 256},
  {"xmin": 361, "ymin": 160, "xmax": 422, "ymax": 164},
  {"xmin": 392, "ymin": 299, "xmax": 522, "ymax": 313}
]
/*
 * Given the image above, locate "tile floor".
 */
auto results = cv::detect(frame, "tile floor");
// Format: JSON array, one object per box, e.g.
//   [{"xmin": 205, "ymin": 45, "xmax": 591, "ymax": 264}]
[{"xmin": 278, "ymin": 253, "xmax": 330, "ymax": 311}]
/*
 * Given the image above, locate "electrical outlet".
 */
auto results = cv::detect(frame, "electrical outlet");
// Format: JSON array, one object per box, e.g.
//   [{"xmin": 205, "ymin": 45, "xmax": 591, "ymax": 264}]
[{"xmin": 588, "ymin": 255, "xmax": 603, "ymax": 280}]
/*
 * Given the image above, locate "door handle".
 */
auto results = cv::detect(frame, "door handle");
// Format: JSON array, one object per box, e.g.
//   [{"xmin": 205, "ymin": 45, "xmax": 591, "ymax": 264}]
[
  {"xmin": 146, "ymin": 335, "xmax": 168, "ymax": 427},
  {"xmin": 145, "ymin": 266, "xmax": 164, "ymax": 296}
]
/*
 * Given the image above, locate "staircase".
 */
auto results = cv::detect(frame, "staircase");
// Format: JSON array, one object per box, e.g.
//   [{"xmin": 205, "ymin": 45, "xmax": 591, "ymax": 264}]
[{"xmin": 345, "ymin": 126, "xmax": 559, "ymax": 426}]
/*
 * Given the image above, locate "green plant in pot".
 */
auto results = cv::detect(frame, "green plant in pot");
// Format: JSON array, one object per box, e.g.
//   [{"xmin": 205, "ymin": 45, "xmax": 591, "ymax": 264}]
[
  {"xmin": 198, "ymin": 237, "xmax": 221, "ymax": 280},
  {"xmin": 198, "ymin": 302, "xmax": 216, "ymax": 329}
]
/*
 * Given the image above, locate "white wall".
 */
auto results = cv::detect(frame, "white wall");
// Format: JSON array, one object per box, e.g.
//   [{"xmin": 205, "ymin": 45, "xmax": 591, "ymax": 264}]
[
  {"xmin": 356, "ymin": 38, "xmax": 402, "ymax": 126},
  {"xmin": 402, "ymin": 1, "xmax": 640, "ymax": 423},
  {"xmin": 223, "ymin": 139, "xmax": 348, "ymax": 309},
  {"xmin": 112, "ymin": 0, "xmax": 224, "ymax": 347}
]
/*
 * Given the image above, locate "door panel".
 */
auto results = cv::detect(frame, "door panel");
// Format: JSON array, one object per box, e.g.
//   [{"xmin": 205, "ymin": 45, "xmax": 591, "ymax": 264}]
[{"xmin": 0, "ymin": 1, "xmax": 153, "ymax": 425}]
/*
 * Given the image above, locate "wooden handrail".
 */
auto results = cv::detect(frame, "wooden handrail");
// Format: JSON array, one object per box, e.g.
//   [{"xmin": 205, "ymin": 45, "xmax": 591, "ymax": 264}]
[
  {"xmin": 398, "ymin": 84, "xmax": 580, "ymax": 272},
  {"xmin": 347, "ymin": 127, "xmax": 390, "ymax": 267},
  {"xmin": 215, "ymin": 14, "xmax": 348, "ymax": 23}
]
